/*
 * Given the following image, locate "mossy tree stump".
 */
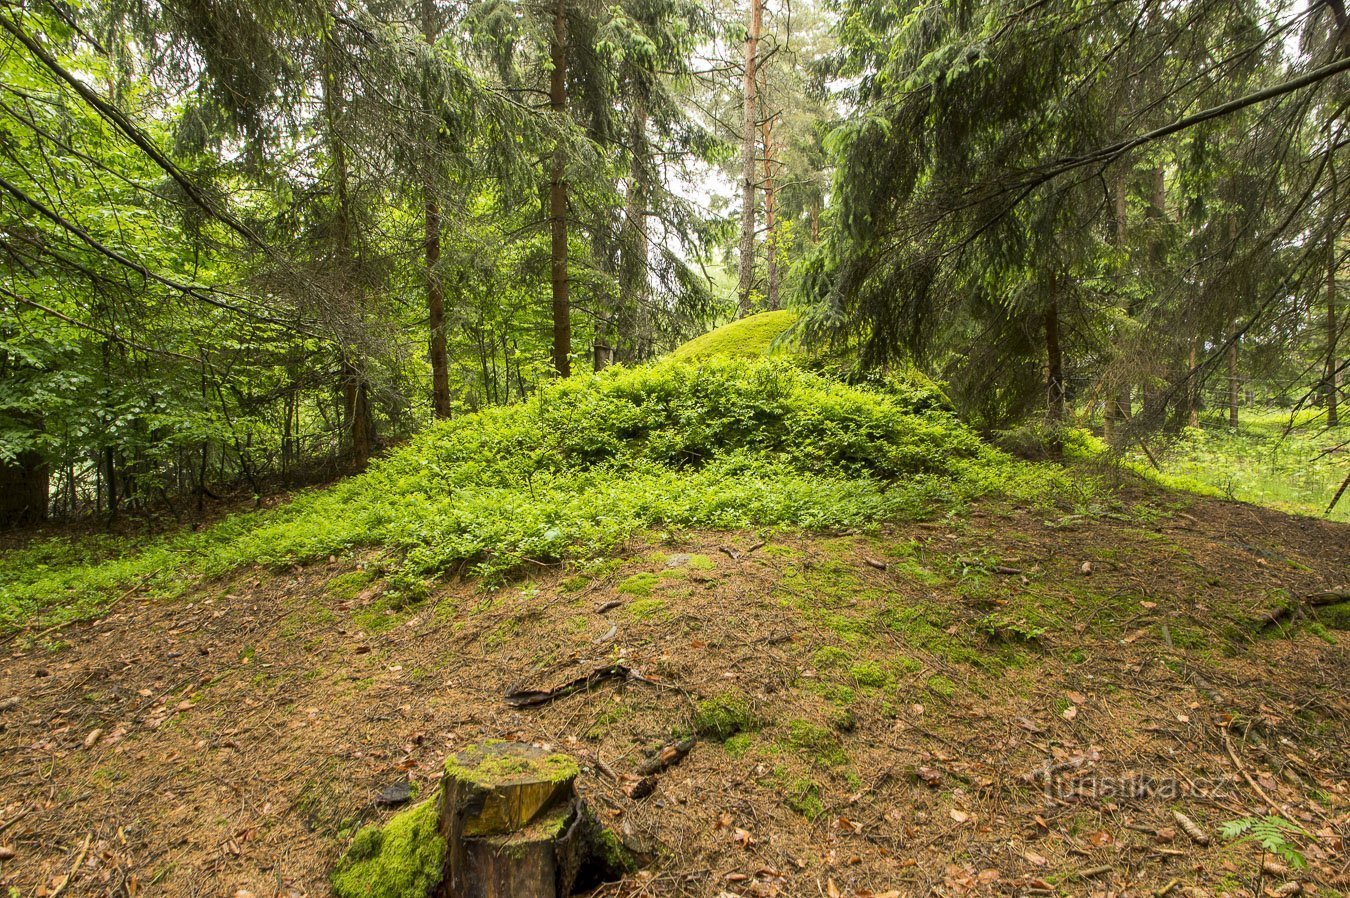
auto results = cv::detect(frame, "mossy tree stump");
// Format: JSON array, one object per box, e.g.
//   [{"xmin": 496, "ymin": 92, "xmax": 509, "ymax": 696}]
[{"xmin": 438, "ymin": 742, "xmax": 586, "ymax": 898}]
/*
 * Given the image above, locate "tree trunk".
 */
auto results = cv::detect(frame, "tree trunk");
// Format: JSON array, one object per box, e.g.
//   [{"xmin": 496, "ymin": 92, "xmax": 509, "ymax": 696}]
[
  {"xmin": 440, "ymin": 743, "xmax": 584, "ymax": 898},
  {"xmin": 761, "ymin": 109, "xmax": 779, "ymax": 311},
  {"xmin": 736, "ymin": 0, "xmax": 762, "ymax": 316},
  {"xmin": 1228, "ymin": 336, "xmax": 1240, "ymax": 430},
  {"xmin": 424, "ymin": 0, "xmax": 452, "ymax": 419},
  {"xmin": 1187, "ymin": 338, "xmax": 1200, "ymax": 427},
  {"xmin": 1329, "ymin": 252, "xmax": 1340, "ymax": 427},
  {"xmin": 1105, "ymin": 169, "xmax": 1130, "ymax": 444},
  {"xmin": 1045, "ymin": 276, "xmax": 1065, "ymax": 433},
  {"xmin": 549, "ymin": 0, "xmax": 571, "ymax": 377},
  {"xmin": 343, "ymin": 359, "xmax": 374, "ymax": 470},
  {"xmin": 0, "ymin": 449, "xmax": 48, "ymax": 527},
  {"xmin": 607, "ymin": 101, "xmax": 649, "ymax": 370},
  {"xmin": 322, "ymin": 22, "xmax": 376, "ymax": 467}
]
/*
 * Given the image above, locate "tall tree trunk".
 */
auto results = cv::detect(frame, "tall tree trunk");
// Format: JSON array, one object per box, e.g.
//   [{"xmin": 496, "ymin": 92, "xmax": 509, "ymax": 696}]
[
  {"xmin": 1105, "ymin": 169, "xmax": 1130, "ymax": 444},
  {"xmin": 1328, "ymin": 238, "xmax": 1340, "ymax": 427},
  {"xmin": 1327, "ymin": 144, "xmax": 1340, "ymax": 428},
  {"xmin": 606, "ymin": 100, "xmax": 649, "ymax": 370},
  {"xmin": 549, "ymin": 0, "xmax": 571, "ymax": 376},
  {"xmin": 343, "ymin": 360, "xmax": 374, "ymax": 466},
  {"xmin": 761, "ymin": 110, "xmax": 779, "ymax": 311},
  {"xmin": 323, "ymin": 24, "xmax": 375, "ymax": 468},
  {"xmin": 0, "ymin": 449, "xmax": 47, "ymax": 527},
  {"xmin": 736, "ymin": 0, "xmax": 762, "ymax": 316},
  {"xmin": 1187, "ymin": 338, "xmax": 1200, "ymax": 427},
  {"xmin": 424, "ymin": 0, "xmax": 452, "ymax": 418},
  {"xmin": 1227, "ymin": 336, "xmax": 1240, "ymax": 430},
  {"xmin": 1045, "ymin": 275, "xmax": 1065, "ymax": 432}
]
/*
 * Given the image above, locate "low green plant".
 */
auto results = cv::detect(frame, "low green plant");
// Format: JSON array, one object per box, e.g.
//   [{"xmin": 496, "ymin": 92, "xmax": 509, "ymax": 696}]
[
  {"xmin": 1220, "ymin": 815, "xmax": 1309, "ymax": 870},
  {"xmin": 1, "ymin": 357, "xmax": 1066, "ymax": 633}
]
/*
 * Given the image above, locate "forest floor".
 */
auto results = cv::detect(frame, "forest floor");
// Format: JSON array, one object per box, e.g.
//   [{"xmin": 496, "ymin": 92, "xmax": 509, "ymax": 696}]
[{"xmin": 1, "ymin": 487, "xmax": 1347, "ymax": 898}]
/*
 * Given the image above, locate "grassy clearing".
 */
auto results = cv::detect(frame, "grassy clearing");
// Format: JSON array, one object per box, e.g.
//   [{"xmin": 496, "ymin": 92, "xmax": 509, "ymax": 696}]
[
  {"xmin": 0, "ymin": 356, "xmax": 1066, "ymax": 634},
  {"xmin": 1132, "ymin": 411, "xmax": 1349, "ymax": 523}
]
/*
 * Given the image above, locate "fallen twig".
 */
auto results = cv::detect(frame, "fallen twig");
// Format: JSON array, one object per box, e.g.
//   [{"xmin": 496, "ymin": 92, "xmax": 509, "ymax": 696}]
[
  {"xmin": 504, "ymin": 664, "xmax": 639, "ymax": 708},
  {"xmin": 636, "ymin": 737, "xmax": 696, "ymax": 776},
  {"xmin": 49, "ymin": 831, "xmax": 92, "ymax": 898},
  {"xmin": 1221, "ymin": 725, "xmax": 1289, "ymax": 814}
]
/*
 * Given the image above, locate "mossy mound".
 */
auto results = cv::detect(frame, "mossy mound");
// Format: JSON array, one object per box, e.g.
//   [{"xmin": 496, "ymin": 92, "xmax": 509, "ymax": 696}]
[
  {"xmin": 691, "ymin": 692, "xmax": 762, "ymax": 741},
  {"xmin": 332, "ymin": 799, "xmax": 444, "ymax": 898},
  {"xmin": 1, "ymin": 353, "xmax": 1065, "ymax": 628},
  {"xmin": 1317, "ymin": 600, "xmax": 1350, "ymax": 630},
  {"xmin": 669, "ymin": 310, "xmax": 799, "ymax": 361}
]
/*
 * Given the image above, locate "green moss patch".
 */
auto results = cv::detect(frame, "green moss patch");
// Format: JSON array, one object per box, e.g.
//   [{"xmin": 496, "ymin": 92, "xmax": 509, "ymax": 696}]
[
  {"xmin": 617, "ymin": 573, "xmax": 661, "ymax": 597},
  {"xmin": 332, "ymin": 799, "xmax": 444, "ymax": 898},
  {"xmin": 691, "ymin": 692, "xmax": 762, "ymax": 740},
  {"xmin": 668, "ymin": 310, "xmax": 800, "ymax": 361},
  {"xmin": 1317, "ymin": 600, "xmax": 1350, "ymax": 631}
]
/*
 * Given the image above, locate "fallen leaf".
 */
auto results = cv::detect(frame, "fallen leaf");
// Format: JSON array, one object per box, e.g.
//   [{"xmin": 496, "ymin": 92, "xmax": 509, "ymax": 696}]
[
  {"xmin": 949, "ymin": 809, "xmax": 971, "ymax": 824},
  {"xmin": 1061, "ymin": 705, "xmax": 1078, "ymax": 720}
]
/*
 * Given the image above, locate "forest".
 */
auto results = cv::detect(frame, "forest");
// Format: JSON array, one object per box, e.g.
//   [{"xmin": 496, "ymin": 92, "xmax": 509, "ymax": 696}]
[{"xmin": 0, "ymin": 1, "xmax": 1348, "ymax": 897}]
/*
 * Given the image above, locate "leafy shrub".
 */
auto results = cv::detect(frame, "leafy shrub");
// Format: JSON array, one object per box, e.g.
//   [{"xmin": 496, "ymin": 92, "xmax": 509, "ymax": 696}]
[{"xmin": 1, "ymin": 357, "xmax": 1063, "ymax": 631}]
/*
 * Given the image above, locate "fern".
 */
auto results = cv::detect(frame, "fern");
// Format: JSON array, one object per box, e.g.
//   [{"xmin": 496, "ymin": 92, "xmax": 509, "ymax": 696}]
[{"xmin": 1219, "ymin": 816, "xmax": 1308, "ymax": 870}]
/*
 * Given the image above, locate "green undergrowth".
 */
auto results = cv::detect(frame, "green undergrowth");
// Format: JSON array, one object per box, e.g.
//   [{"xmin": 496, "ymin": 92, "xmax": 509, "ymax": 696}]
[
  {"xmin": 1066, "ymin": 411, "xmax": 1349, "ymax": 523},
  {"xmin": 1, "ymin": 356, "xmax": 1069, "ymax": 634}
]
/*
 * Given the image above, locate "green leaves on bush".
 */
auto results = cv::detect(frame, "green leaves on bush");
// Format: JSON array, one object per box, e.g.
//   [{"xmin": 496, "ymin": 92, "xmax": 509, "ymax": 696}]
[{"xmin": 2, "ymin": 357, "xmax": 1062, "ymax": 631}]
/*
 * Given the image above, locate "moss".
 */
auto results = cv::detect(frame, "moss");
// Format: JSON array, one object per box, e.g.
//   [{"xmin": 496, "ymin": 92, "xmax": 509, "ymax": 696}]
[
  {"xmin": 723, "ymin": 733, "xmax": 754, "ymax": 757},
  {"xmin": 668, "ymin": 309, "xmax": 800, "ymax": 361},
  {"xmin": 784, "ymin": 720, "xmax": 848, "ymax": 767},
  {"xmin": 848, "ymin": 661, "xmax": 892, "ymax": 689},
  {"xmin": 625, "ymin": 597, "xmax": 667, "ymax": 619},
  {"xmin": 327, "ymin": 569, "xmax": 376, "ymax": 601},
  {"xmin": 1317, "ymin": 600, "xmax": 1350, "ymax": 631},
  {"xmin": 812, "ymin": 646, "xmax": 851, "ymax": 670},
  {"xmin": 332, "ymin": 799, "xmax": 444, "ymax": 898},
  {"xmin": 775, "ymin": 772, "xmax": 825, "ymax": 820},
  {"xmin": 441, "ymin": 745, "xmax": 579, "ymax": 787},
  {"xmin": 687, "ymin": 554, "xmax": 716, "ymax": 571},
  {"xmin": 595, "ymin": 827, "xmax": 638, "ymax": 874},
  {"xmin": 926, "ymin": 675, "xmax": 957, "ymax": 699},
  {"xmin": 617, "ymin": 573, "xmax": 660, "ymax": 597},
  {"xmin": 692, "ymin": 692, "xmax": 761, "ymax": 741}
]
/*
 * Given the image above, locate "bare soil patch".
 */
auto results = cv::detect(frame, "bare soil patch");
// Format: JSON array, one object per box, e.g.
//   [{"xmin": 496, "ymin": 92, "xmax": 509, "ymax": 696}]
[{"xmin": 1, "ymin": 492, "xmax": 1346, "ymax": 897}]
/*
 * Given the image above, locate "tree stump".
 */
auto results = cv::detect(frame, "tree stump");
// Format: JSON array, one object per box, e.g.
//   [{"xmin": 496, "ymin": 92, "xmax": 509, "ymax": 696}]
[{"xmin": 438, "ymin": 742, "xmax": 587, "ymax": 898}]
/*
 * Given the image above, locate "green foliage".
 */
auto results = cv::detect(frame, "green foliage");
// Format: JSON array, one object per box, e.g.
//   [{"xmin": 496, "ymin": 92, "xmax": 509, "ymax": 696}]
[
  {"xmin": 1133, "ymin": 419, "xmax": 1350, "ymax": 523},
  {"xmin": 1219, "ymin": 816, "xmax": 1309, "ymax": 870},
  {"xmin": 0, "ymin": 356, "xmax": 1062, "ymax": 632},
  {"xmin": 332, "ymin": 800, "xmax": 446, "ymax": 898}
]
